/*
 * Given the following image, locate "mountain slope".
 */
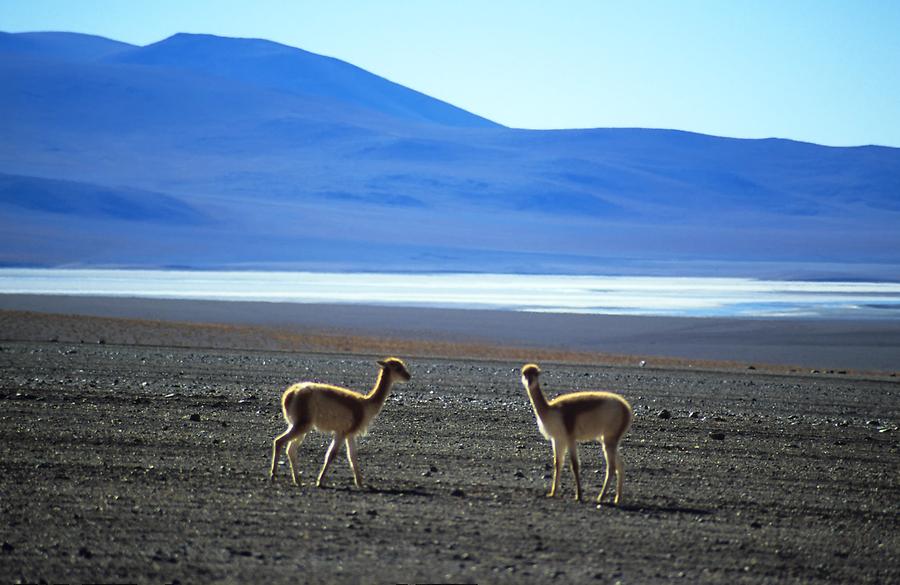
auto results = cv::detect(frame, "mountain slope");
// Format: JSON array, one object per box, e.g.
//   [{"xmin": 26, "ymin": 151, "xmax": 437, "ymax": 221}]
[
  {"xmin": 0, "ymin": 31, "xmax": 134, "ymax": 61},
  {"xmin": 1, "ymin": 30, "xmax": 899, "ymax": 277},
  {"xmin": 105, "ymin": 33, "xmax": 499, "ymax": 129}
]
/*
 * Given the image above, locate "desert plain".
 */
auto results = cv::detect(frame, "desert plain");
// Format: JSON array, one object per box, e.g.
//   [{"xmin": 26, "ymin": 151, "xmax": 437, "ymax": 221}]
[{"xmin": 0, "ymin": 298, "xmax": 898, "ymax": 584}]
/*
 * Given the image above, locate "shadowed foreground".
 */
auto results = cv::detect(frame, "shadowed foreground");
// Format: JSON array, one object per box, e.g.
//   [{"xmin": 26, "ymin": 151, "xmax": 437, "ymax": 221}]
[{"xmin": 0, "ymin": 337, "xmax": 897, "ymax": 583}]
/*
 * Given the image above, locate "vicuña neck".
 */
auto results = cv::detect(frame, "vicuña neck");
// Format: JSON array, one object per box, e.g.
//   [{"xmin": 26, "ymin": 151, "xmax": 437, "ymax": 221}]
[
  {"xmin": 526, "ymin": 382, "xmax": 550, "ymax": 419},
  {"xmin": 365, "ymin": 370, "xmax": 392, "ymax": 406}
]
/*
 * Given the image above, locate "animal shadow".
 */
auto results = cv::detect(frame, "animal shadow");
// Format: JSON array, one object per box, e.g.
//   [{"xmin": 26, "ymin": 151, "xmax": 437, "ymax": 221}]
[{"xmin": 614, "ymin": 502, "xmax": 713, "ymax": 517}]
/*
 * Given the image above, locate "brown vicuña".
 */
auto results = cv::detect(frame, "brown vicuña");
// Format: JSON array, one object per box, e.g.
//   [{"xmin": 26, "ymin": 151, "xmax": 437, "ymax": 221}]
[
  {"xmin": 270, "ymin": 357, "xmax": 411, "ymax": 488},
  {"xmin": 521, "ymin": 363, "xmax": 633, "ymax": 505}
]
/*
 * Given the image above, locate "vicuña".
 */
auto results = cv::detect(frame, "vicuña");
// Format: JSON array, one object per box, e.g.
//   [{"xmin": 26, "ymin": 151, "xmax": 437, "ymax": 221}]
[
  {"xmin": 270, "ymin": 357, "xmax": 411, "ymax": 488},
  {"xmin": 521, "ymin": 363, "xmax": 633, "ymax": 505}
]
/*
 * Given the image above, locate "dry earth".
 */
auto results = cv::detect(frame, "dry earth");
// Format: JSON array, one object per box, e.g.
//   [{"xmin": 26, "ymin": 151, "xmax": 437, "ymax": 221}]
[{"xmin": 1, "ymin": 333, "xmax": 898, "ymax": 584}]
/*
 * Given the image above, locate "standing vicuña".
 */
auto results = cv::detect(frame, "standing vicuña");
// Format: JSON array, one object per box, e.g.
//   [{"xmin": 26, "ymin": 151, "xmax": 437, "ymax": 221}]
[
  {"xmin": 521, "ymin": 363, "xmax": 633, "ymax": 505},
  {"xmin": 270, "ymin": 357, "xmax": 411, "ymax": 488}
]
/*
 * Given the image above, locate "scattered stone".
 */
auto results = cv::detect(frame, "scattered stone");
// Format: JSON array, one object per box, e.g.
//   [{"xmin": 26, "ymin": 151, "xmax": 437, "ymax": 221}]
[
  {"xmin": 430, "ymin": 464, "xmax": 438, "ymax": 473},
  {"xmin": 689, "ymin": 411, "xmax": 700, "ymax": 419},
  {"xmin": 709, "ymin": 432, "xmax": 725, "ymax": 441},
  {"xmin": 366, "ymin": 509, "xmax": 377, "ymax": 517},
  {"xmin": 657, "ymin": 409, "xmax": 672, "ymax": 419},
  {"xmin": 514, "ymin": 470, "xmax": 525, "ymax": 478},
  {"xmin": 450, "ymin": 488, "xmax": 466, "ymax": 497},
  {"xmin": 77, "ymin": 546, "xmax": 93, "ymax": 558},
  {"xmin": 866, "ymin": 420, "xmax": 881, "ymax": 426},
  {"xmin": 747, "ymin": 365, "xmax": 756, "ymax": 370},
  {"xmin": 1, "ymin": 542, "xmax": 13, "ymax": 552},
  {"xmin": 189, "ymin": 413, "xmax": 201, "ymax": 422}
]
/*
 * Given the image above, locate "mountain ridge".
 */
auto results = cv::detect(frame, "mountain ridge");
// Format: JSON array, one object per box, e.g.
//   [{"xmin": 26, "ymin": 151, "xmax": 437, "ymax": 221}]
[
  {"xmin": 104, "ymin": 32, "xmax": 500, "ymax": 129},
  {"xmin": 1, "ymin": 30, "xmax": 899, "ymax": 278}
]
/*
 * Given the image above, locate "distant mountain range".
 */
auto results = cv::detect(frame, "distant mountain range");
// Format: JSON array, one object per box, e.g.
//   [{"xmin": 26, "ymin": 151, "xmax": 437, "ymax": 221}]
[{"xmin": 2, "ymin": 31, "xmax": 899, "ymax": 278}]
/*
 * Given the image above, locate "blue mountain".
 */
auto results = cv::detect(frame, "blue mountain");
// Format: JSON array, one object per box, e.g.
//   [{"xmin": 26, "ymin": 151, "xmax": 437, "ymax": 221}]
[
  {"xmin": 0, "ymin": 31, "xmax": 134, "ymax": 61},
  {"xmin": 1, "ymin": 31, "xmax": 899, "ymax": 278},
  {"xmin": 105, "ymin": 33, "xmax": 498, "ymax": 129}
]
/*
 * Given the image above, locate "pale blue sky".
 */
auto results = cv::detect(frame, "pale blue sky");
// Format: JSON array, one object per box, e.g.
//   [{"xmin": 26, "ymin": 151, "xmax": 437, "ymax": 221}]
[{"xmin": 2, "ymin": 0, "xmax": 899, "ymax": 146}]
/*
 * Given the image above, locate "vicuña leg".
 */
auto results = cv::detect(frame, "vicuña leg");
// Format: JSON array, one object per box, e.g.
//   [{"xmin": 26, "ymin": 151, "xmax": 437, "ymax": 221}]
[
  {"xmin": 271, "ymin": 425, "xmax": 303, "ymax": 480},
  {"xmin": 285, "ymin": 434, "xmax": 306, "ymax": 485},
  {"xmin": 568, "ymin": 441, "xmax": 582, "ymax": 501},
  {"xmin": 346, "ymin": 437, "xmax": 363, "ymax": 487},
  {"xmin": 598, "ymin": 440, "xmax": 612, "ymax": 504},
  {"xmin": 317, "ymin": 433, "xmax": 345, "ymax": 487},
  {"xmin": 612, "ymin": 445, "xmax": 625, "ymax": 505},
  {"xmin": 548, "ymin": 439, "xmax": 565, "ymax": 497}
]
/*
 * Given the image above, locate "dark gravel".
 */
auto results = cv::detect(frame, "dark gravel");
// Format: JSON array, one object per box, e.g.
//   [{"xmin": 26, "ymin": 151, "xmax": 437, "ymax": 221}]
[{"xmin": 0, "ymin": 341, "xmax": 897, "ymax": 584}]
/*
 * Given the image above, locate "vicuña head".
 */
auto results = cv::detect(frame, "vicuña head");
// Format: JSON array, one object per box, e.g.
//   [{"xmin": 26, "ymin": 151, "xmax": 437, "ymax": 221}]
[
  {"xmin": 270, "ymin": 357, "xmax": 411, "ymax": 488},
  {"xmin": 521, "ymin": 363, "xmax": 633, "ymax": 505}
]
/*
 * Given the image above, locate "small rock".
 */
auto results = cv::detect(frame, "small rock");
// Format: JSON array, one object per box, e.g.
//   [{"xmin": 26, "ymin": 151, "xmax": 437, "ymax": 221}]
[
  {"xmin": 429, "ymin": 465, "xmax": 438, "ymax": 473},
  {"xmin": 366, "ymin": 509, "xmax": 377, "ymax": 517},
  {"xmin": 689, "ymin": 411, "xmax": 700, "ymax": 419},
  {"xmin": 750, "ymin": 521, "xmax": 762, "ymax": 529},
  {"xmin": 747, "ymin": 365, "xmax": 756, "ymax": 370},
  {"xmin": 189, "ymin": 413, "xmax": 201, "ymax": 422},
  {"xmin": 514, "ymin": 470, "xmax": 525, "ymax": 478},
  {"xmin": 77, "ymin": 546, "xmax": 93, "ymax": 558},
  {"xmin": 450, "ymin": 488, "xmax": 466, "ymax": 497},
  {"xmin": 709, "ymin": 432, "xmax": 725, "ymax": 440},
  {"xmin": 1, "ymin": 542, "xmax": 13, "ymax": 552},
  {"xmin": 657, "ymin": 409, "xmax": 672, "ymax": 419},
  {"xmin": 866, "ymin": 420, "xmax": 881, "ymax": 426}
]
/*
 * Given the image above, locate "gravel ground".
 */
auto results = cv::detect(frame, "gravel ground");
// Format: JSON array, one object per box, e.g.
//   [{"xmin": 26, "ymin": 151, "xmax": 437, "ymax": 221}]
[{"xmin": 1, "ymin": 341, "xmax": 898, "ymax": 584}]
